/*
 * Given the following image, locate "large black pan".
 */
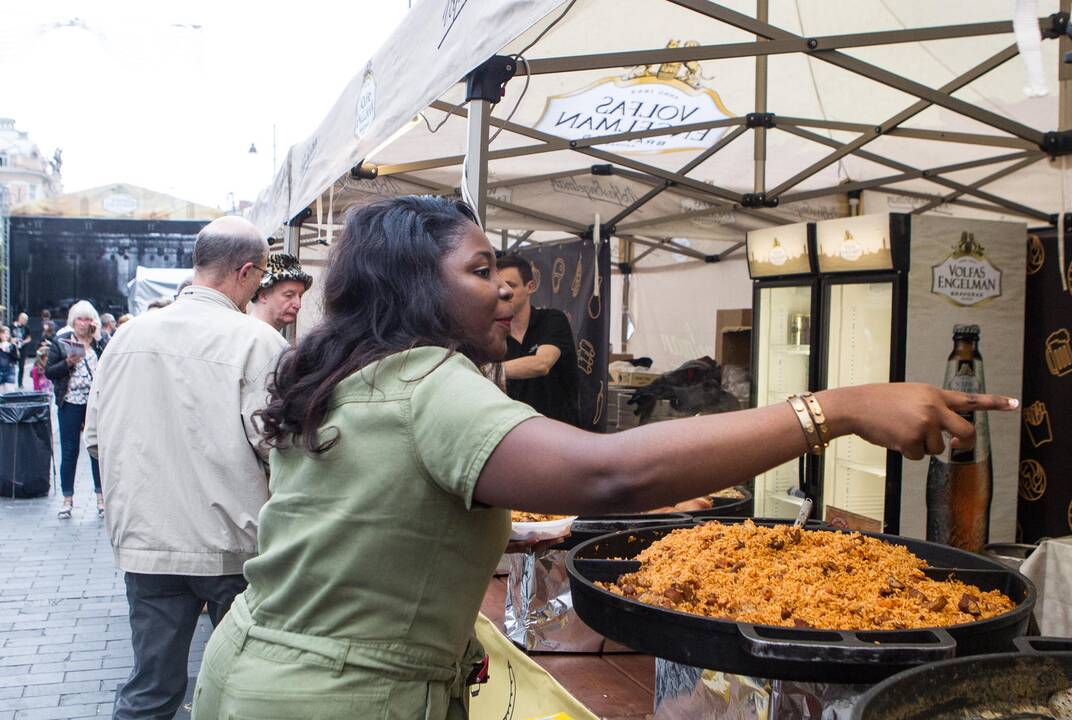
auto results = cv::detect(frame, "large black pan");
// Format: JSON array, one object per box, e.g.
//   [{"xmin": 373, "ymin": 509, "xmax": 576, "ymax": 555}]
[
  {"xmin": 850, "ymin": 637, "xmax": 1072, "ymax": 719},
  {"xmin": 566, "ymin": 519, "xmax": 1036, "ymax": 683}
]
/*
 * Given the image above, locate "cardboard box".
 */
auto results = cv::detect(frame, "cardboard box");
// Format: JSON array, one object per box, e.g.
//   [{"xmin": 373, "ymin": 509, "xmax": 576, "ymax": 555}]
[{"xmin": 715, "ymin": 309, "xmax": 753, "ymax": 368}]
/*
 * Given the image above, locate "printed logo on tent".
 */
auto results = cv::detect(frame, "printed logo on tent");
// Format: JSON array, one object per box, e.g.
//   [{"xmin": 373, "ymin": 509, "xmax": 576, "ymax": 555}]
[
  {"xmin": 355, "ymin": 63, "xmax": 376, "ymax": 139},
  {"xmin": 534, "ymin": 40, "xmax": 734, "ymax": 155},
  {"xmin": 680, "ymin": 196, "xmax": 736, "ymax": 229},
  {"xmin": 102, "ymin": 192, "xmax": 138, "ymax": 215},
  {"xmin": 438, "ymin": 0, "xmax": 468, "ymax": 48},
  {"xmin": 300, "ymin": 138, "xmax": 319, "ymax": 177},
  {"xmin": 930, "ymin": 232, "xmax": 1003, "ymax": 307}
]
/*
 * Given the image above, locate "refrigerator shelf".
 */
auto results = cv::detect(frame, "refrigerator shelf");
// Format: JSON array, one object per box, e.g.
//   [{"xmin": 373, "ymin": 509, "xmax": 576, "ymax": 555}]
[
  {"xmin": 771, "ymin": 492, "xmax": 807, "ymax": 508},
  {"xmin": 768, "ymin": 344, "xmax": 811, "ymax": 356},
  {"xmin": 834, "ymin": 458, "xmax": 887, "ymax": 477}
]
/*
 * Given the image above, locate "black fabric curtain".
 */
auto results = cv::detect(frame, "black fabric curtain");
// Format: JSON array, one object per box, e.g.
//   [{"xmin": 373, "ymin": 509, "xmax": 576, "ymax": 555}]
[
  {"xmin": 1018, "ymin": 225, "xmax": 1072, "ymax": 542},
  {"xmin": 515, "ymin": 238, "xmax": 611, "ymax": 432}
]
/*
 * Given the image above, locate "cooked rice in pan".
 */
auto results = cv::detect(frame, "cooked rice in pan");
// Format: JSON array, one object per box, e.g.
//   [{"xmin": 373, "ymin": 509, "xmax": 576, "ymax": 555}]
[
  {"xmin": 511, "ymin": 511, "xmax": 569, "ymax": 523},
  {"xmin": 601, "ymin": 520, "xmax": 1015, "ymax": 630}
]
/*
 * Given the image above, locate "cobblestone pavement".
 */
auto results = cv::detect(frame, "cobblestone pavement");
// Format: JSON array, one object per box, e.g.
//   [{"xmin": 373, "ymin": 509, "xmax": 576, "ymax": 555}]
[{"xmin": 0, "ymin": 382, "xmax": 212, "ymax": 719}]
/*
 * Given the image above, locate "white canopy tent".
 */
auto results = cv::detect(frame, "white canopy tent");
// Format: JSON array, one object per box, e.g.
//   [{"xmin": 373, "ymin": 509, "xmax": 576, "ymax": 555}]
[
  {"xmin": 126, "ymin": 266, "xmax": 192, "ymax": 315},
  {"xmin": 250, "ymin": 0, "xmax": 1070, "ymax": 365}
]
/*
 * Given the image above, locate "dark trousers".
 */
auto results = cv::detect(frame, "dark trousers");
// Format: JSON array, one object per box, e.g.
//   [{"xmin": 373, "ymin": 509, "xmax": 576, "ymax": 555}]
[
  {"xmin": 114, "ymin": 572, "xmax": 248, "ymax": 720},
  {"xmin": 57, "ymin": 401, "xmax": 100, "ymax": 497},
  {"xmin": 15, "ymin": 355, "xmax": 24, "ymax": 388}
]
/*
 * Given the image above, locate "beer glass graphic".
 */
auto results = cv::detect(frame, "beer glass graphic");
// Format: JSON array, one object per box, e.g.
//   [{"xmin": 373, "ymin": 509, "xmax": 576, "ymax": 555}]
[
  {"xmin": 577, "ymin": 339, "xmax": 596, "ymax": 375},
  {"xmin": 1026, "ymin": 234, "xmax": 1044, "ymax": 275},
  {"xmin": 1046, "ymin": 329, "xmax": 1072, "ymax": 376},
  {"xmin": 1023, "ymin": 401, "xmax": 1053, "ymax": 448},
  {"xmin": 551, "ymin": 258, "xmax": 566, "ymax": 294},
  {"xmin": 571, "ymin": 256, "xmax": 584, "ymax": 298}
]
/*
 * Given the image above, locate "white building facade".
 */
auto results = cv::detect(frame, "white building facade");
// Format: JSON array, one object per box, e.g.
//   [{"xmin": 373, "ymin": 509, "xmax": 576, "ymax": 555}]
[{"xmin": 0, "ymin": 118, "xmax": 62, "ymax": 208}]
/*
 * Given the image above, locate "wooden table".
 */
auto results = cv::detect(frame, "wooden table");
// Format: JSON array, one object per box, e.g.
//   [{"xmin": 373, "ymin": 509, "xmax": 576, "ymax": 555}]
[{"xmin": 481, "ymin": 576, "xmax": 655, "ymax": 720}]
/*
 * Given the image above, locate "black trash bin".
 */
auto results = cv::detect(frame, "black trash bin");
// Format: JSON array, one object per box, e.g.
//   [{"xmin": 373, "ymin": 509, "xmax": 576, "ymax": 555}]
[
  {"xmin": 0, "ymin": 398, "xmax": 52, "ymax": 498},
  {"xmin": 0, "ymin": 390, "xmax": 50, "ymax": 405}
]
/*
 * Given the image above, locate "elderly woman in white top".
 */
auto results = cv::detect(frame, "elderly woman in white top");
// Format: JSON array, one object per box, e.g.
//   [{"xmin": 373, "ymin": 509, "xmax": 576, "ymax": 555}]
[{"xmin": 46, "ymin": 301, "xmax": 110, "ymax": 518}]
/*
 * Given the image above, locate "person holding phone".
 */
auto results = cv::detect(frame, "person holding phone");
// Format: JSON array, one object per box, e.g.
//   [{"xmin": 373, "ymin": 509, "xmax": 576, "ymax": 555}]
[{"xmin": 46, "ymin": 300, "xmax": 109, "ymax": 518}]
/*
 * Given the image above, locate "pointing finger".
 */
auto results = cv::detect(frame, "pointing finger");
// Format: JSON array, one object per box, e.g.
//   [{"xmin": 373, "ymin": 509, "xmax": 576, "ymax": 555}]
[
  {"xmin": 940, "ymin": 408, "xmax": 975, "ymax": 450},
  {"xmin": 942, "ymin": 391, "xmax": 1019, "ymax": 413}
]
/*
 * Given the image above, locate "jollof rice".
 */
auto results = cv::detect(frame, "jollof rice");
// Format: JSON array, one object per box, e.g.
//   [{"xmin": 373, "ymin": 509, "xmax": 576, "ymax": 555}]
[{"xmin": 601, "ymin": 520, "xmax": 1015, "ymax": 630}]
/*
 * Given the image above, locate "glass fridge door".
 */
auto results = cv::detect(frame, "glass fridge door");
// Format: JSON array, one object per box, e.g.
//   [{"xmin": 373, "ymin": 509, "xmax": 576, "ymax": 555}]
[
  {"xmin": 821, "ymin": 281, "xmax": 893, "ymax": 523},
  {"xmin": 753, "ymin": 284, "xmax": 812, "ymax": 518}
]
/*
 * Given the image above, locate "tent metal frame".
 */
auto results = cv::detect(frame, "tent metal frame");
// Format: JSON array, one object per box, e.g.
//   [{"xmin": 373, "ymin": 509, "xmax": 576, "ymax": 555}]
[
  {"xmin": 286, "ymin": 0, "xmax": 1070, "ymax": 290},
  {"xmin": 423, "ymin": 0, "xmax": 1068, "ymax": 269}
]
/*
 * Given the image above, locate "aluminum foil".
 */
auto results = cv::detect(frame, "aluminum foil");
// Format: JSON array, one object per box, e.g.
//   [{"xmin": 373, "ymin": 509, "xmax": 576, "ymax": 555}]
[
  {"xmin": 503, "ymin": 549, "xmax": 609, "ymax": 652},
  {"xmin": 655, "ymin": 659, "xmax": 871, "ymax": 720}
]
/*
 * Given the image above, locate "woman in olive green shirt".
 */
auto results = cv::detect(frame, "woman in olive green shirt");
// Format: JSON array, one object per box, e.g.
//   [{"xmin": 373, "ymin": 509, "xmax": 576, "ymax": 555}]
[{"xmin": 192, "ymin": 196, "xmax": 1015, "ymax": 720}]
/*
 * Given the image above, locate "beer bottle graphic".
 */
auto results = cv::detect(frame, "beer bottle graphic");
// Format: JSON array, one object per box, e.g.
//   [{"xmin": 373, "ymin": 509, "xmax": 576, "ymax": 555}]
[{"xmin": 926, "ymin": 324, "xmax": 993, "ymax": 552}]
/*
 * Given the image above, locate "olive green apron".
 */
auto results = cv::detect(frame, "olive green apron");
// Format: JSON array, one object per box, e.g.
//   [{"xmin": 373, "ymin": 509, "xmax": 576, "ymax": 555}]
[{"xmin": 192, "ymin": 594, "xmax": 486, "ymax": 720}]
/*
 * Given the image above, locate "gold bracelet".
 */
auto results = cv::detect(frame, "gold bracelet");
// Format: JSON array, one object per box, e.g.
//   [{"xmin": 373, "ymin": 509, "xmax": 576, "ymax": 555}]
[
  {"xmin": 787, "ymin": 395, "xmax": 824, "ymax": 455},
  {"xmin": 800, "ymin": 392, "xmax": 832, "ymax": 450}
]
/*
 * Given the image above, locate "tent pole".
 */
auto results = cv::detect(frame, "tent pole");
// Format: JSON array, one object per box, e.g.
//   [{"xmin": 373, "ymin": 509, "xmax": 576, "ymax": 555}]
[
  {"xmin": 431, "ymin": 100, "xmax": 744, "ymax": 204},
  {"xmin": 620, "ymin": 237, "xmax": 632, "ymax": 354},
  {"xmin": 753, "ymin": 0, "xmax": 768, "ymax": 195},
  {"xmin": 461, "ymin": 55, "xmax": 517, "ymax": 227},
  {"xmin": 463, "ymin": 98, "xmax": 492, "ymax": 226},
  {"xmin": 668, "ymin": 0, "xmax": 1045, "ymax": 146},
  {"xmin": 610, "ymin": 167, "xmax": 785, "ymax": 225},
  {"xmin": 618, "ymin": 234, "xmax": 707, "ymax": 261},
  {"xmin": 508, "ymin": 231, "xmax": 535, "ymax": 252},
  {"xmin": 778, "ymin": 150, "xmax": 1042, "ymax": 204},
  {"xmin": 394, "ymin": 171, "xmax": 587, "ymax": 232},
  {"xmin": 605, "ymin": 125, "xmax": 749, "ymax": 228},
  {"xmin": 1062, "ymin": 0, "xmax": 1071, "ymax": 133},
  {"xmin": 776, "ymin": 117, "xmax": 1036, "ymax": 150},
  {"xmin": 516, "ymin": 19, "xmax": 1042, "ymax": 76},
  {"xmin": 282, "ymin": 217, "xmax": 303, "ymax": 343},
  {"xmin": 872, "ymin": 187, "xmax": 1029, "ymax": 217},
  {"xmin": 766, "ymin": 44, "xmax": 1022, "ymax": 199},
  {"xmin": 911, "ymin": 156, "xmax": 1044, "ymax": 214},
  {"xmin": 718, "ymin": 241, "xmax": 746, "ymax": 260},
  {"xmin": 782, "ymin": 125, "xmax": 1051, "ymax": 222}
]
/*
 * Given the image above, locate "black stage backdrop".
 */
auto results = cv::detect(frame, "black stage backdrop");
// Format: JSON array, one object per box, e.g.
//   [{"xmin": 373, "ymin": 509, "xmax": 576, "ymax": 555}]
[
  {"xmin": 514, "ymin": 238, "xmax": 611, "ymax": 432},
  {"xmin": 1018, "ymin": 225, "xmax": 1072, "ymax": 542}
]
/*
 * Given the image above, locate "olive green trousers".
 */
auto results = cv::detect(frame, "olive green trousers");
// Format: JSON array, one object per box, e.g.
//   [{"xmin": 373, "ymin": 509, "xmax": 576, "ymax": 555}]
[{"xmin": 191, "ymin": 594, "xmax": 480, "ymax": 720}]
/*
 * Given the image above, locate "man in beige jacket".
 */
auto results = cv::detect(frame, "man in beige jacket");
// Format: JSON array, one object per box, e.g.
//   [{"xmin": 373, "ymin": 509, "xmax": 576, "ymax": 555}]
[{"xmin": 85, "ymin": 216, "xmax": 288, "ymax": 720}]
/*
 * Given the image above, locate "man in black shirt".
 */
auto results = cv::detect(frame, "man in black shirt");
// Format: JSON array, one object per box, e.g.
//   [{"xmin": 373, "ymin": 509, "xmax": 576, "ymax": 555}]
[{"xmin": 498, "ymin": 255, "xmax": 581, "ymax": 427}]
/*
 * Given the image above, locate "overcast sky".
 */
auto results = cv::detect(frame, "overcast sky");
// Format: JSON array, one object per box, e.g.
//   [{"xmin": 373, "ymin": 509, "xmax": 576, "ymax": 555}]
[{"xmin": 0, "ymin": 1, "xmax": 409, "ymax": 209}]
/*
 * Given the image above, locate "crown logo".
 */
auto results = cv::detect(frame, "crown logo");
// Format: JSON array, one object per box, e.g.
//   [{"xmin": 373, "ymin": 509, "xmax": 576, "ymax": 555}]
[
  {"xmin": 625, "ymin": 40, "xmax": 707, "ymax": 89},
  {"xmin": 953, "ymin": 231, "xmax": 985, "ymax": 258}
]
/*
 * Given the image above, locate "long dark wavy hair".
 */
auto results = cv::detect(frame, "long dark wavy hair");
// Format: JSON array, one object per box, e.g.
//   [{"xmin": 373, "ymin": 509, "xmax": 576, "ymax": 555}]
[{"xmin": 258, "ymin": 195, "xmax": 479, "ymax": 454}]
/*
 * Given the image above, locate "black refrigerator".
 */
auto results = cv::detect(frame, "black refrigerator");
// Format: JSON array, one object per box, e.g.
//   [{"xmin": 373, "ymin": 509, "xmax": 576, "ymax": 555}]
[
  {"xmin": 749, "ymin": 210, "xmax": 1027, "ymax": 544},
  {"xmin": 747, "ymin": 214, "xmax": 910, "ymax": 533}
]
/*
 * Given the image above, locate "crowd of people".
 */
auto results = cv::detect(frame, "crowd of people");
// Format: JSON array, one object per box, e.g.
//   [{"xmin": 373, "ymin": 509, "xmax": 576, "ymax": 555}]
[
  {"xmin": 5, "ymin": 197, "xmax": 1017, "ymax": 720},
  {"xmin": 4, "ymin": 243, "xmax": 311, "ymax": 523}
]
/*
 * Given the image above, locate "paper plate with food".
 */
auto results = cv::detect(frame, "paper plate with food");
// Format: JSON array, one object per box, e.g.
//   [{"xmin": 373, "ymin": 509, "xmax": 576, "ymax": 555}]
[{"xmin": 509, "ymin": 511, "xmax": 577, "ymax": 542}]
